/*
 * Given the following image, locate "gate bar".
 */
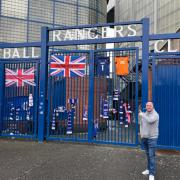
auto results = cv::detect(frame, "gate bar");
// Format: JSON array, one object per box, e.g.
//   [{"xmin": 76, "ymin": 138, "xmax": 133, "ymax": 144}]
[
  {"xmin": 0, "ymin": 42, "xmax": 40, "ymax": 48},
  {"xmin": 48, "ymin": 36, "xmax": 142, "ymax": 47},
  {"xmin": 38, "ymin": 27, "xmax": 49, "ymax": 142},
  {"xmin": 88, "ymin": 50, "xmax": 94, "ymax": 142},
  {"xmin": 152, "ymin": 55, "xmax": 180, "ymax": 59},
  {"xmin": 0, "ymin": 63, "xmax": 5, "ymax": 133},
  {"xmin": 94, "ymin": 47, "xmax": 137, "ymax": 52},
  {"xmin": 0, "ymin": 58, "xmax": 39, "ymax": 63},
  {"xmin": 135, "ymin": 48, "xmax": 139, "ymax": 145},
  {"xmin": 150, "ymin": 33, "xmax": 180, "ymax": 40},
  {"xmin": 149, "ymin": 52, "xmax": 180, "ymax": 56},
  {"xmin": 142, "ymin": 18, "xmax": 149, "ymax": 108}
]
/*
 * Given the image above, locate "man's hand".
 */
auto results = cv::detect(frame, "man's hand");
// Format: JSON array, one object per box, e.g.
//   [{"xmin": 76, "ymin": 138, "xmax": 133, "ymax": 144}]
[{"xmin": 138, "ymin": 110, "xmax": 143, "ymax": 117}]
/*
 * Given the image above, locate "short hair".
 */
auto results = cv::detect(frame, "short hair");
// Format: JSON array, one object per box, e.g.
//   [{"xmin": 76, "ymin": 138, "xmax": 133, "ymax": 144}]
[{"xmin": 146, "ymin": 101, "xmax": 154, "ymax": 106}]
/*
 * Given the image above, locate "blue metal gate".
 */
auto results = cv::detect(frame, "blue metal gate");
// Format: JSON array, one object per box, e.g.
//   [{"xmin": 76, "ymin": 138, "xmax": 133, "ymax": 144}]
[
  {"xmin": 0, "ymin": 60, "xmax": 39, "ymax": 139},
  {"xmin": 46, "ymin": 48, "xmax": 139, "ymax": 146},
  {"xmin": 152, "ymin": 56, "xmax": 180, "ymax": 150},
  {"xmin": 0, "ymin": 18, "xmax": 180, "ymax": 150},
  {"xmin": 92, "ymin": 48, "xmax": 139, "ymax": 146},
  {"xmin": 46, "ymin": 50, "xmax": 91, "ymax": 142}
]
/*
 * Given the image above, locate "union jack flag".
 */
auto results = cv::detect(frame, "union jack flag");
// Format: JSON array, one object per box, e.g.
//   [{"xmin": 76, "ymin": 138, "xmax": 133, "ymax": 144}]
[
  {"xmin": 50, "ymin": 55, "xmax": 86, "ymax": 77},
  {"xmin": 5, "ymin": 67, "xmax": 35, "ymax": 87}
]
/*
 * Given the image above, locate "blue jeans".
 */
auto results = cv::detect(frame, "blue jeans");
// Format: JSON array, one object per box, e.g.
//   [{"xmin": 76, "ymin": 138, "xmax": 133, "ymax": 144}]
[{"xmin": 141, "ymin": 138, "xmax": 157, "ymax": 176}]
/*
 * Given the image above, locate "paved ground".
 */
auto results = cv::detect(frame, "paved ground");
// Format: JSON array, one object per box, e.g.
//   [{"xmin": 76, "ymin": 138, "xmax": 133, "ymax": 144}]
[{"xmin": 0, "ymin": 139, "xmax": 179, "ymax": 180}]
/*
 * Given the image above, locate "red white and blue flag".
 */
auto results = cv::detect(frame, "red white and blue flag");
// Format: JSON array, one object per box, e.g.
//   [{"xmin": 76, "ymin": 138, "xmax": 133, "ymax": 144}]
[
  {"xmin": 5, "ymin": 67, "xmax": 35, "ymax": 87},
  {"xmin": 50, "ymin": 55, "xmax": 86, "ymax": 77}
]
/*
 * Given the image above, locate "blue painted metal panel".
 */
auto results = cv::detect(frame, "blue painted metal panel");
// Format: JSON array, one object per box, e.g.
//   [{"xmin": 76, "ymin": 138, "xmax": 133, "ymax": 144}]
[
  {"xmin": 0, "ymin": 42, "xmax": 41, "ymax": 48},
  {"xmin": 150, "ymin": 33, "xmax": 180, "ymax": 40},
  {"xmin": 149, "ymin": 52, "xmax": 180, "ymax": 56},
  {"xmin": 141, "ymin": 18, "xmax": 149, "ymax": 109},
  {"xmin": 152, "ymin": 55, "xmax": 180, "ymax": 59},
  {"xmin": 135, "ymin": 48, "xmax": 139, "ymax": 145},
  {"xmin": 88, "ymin": 50, "xmax": 94, "ymax": 142},
  {"xmin": 152, "ymin": 58, "xmax": 156, "ymax": 105},
  {"xmin": 50, "ymin": 49, "xmax": 90, "ymax": 53},
  {"xmin": 94, "ymin": 47, "xmax": 138, "ymax": 52},
  {"xmin": 33, "ymin": 62, "xmax": 40, "ymax": 138},
  {"xmin": 38, "ymin": 27, "xmax": 49, "ymax": 142},
  {"xmin": 0, "ymin": 58, "xmax": 39, "ymax": 62},
  {"xmin": 0, "ymin": 63, "xmax": 5, "ymax": 133},
  {"xmin": 1, "ymin": 134, "xmax": 36, "ymax": 139},
  {"xmin": 153, "ymin": 58, "xmax": 180, "ymax": 150}
]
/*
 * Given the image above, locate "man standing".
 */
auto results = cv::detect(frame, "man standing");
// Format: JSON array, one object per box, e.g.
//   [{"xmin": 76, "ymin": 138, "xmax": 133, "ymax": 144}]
[{"xmin": 139, "ymin": 102, "xmax": 159, "ymax": 180}]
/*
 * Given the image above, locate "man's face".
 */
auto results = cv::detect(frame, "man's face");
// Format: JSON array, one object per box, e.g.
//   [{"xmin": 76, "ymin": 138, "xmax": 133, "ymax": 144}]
[{"xmin": 146, "ymin": 102, "xmax": 153, "ymax": 112}]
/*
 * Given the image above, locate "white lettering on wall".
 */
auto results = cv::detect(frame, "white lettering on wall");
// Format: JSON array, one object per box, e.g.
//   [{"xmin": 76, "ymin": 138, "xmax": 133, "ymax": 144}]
[
  {"xmin": 127, "ymin": 25, "xmax": 137, "ymax": 37},
  {"xmin": 2, "ymin": 48, "xmax": 39, "ymax": 59},
  {"xmin": 154, "ymin": 40, "xmax": 165, "ymax": 53},
  {"xmin": 23, "ymin": 48, "xmax": 30, "ymax": 58},
  {"xmin": 154, "ymin": 39, "xmax": 178, "ymax": 53},
  {"xmin": 32, "ymin": 47, "xmax": 39, "ymax": 58},
  {"xmin": 53, "ymin": 30, "xmax": 61, "ymax": 41},
  {"xmin": 167, "ymin": 39, "xmax": 177, "ymax": 52},
  {"xmin": 12, "ymin": 48, "xmax": 20, "ymax": 58},
  {"xmin": 3, "ymin": 48, "xmax": 11, "ymax": 58},
  {"xmin": 64, "ymin": 30, "xmax": 73, "ymax": 40},
  {"xmin": 88, "ymin": 28, "xmax": 98, "ymax": 39},
  {"xmin": 52, "ymin": 25, "xmax": 138, "ymax": 41},
  {"xmin": 114, "ymin": 26, "xmax": 124, "ymax": 37},
  {"xmin": 75, "ymin": 29, "xmax": 85, "ymax": 40},
  {"xmin": 102, "ymin": 27, "xmax": 110, "ymax": 38}
]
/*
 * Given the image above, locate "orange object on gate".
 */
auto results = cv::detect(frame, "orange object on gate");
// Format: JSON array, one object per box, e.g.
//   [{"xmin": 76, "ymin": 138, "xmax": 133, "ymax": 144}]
[{"xmin": 114, "ymin": 56, "xmax": 129, "ymax": 75}]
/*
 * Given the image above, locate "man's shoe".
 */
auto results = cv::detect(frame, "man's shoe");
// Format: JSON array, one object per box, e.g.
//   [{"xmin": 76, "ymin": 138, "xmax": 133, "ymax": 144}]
[
  {"xmin": 149, "ymin": 175, "xmax": 154, "ymax": 180},
  {"xmin": 142, "ymin": 169, "xmax": 149, "ymax": 175}
]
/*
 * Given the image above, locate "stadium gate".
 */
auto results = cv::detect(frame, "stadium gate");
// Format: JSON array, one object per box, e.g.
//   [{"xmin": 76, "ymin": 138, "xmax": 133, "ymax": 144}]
[
  {"xmin": 0, "ymin": 58, "xmax": 40, "ymax": 139},
  {"xmin": 46, "ymin": 48, "xmax": 139, "ymax": 146},
  {"xmin": 0, "ymin": 18, "xmax": 180, "ymax": 150}
]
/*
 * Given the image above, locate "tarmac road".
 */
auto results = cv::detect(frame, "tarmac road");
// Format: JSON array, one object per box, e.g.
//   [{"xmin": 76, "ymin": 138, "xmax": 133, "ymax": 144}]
[{"xmin": 0, "ymin": 139, "xmax": 179, "ymax": 180}]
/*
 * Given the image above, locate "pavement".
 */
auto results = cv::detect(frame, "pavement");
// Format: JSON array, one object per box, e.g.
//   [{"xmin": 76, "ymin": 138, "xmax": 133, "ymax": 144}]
[{"xmin": 0, "ymin": 139, "xmax": 179, "ymax": 180}]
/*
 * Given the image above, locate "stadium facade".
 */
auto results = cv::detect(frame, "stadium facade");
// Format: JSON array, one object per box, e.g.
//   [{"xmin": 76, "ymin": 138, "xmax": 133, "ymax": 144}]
[
  {"xmin": 115, "ymin": 0, "xmax": 180, "ymax": 34},
  {"xmin": 0, "ymin": 0, "xmax": 107, "ymax": 43}
]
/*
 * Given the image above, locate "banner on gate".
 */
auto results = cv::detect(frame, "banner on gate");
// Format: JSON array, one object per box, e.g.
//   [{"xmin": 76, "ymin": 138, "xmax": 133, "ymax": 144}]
[
  {"xmin": 50, "ymin": 55, "xmax": 86, "ymax": 77},
  {"xmin": 5, "ymin": 67, "xmax": 35, "ymax": 87},
  {"xmin": 95, "ymin": 56, "xmax": 110, "ymax": 76}
]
